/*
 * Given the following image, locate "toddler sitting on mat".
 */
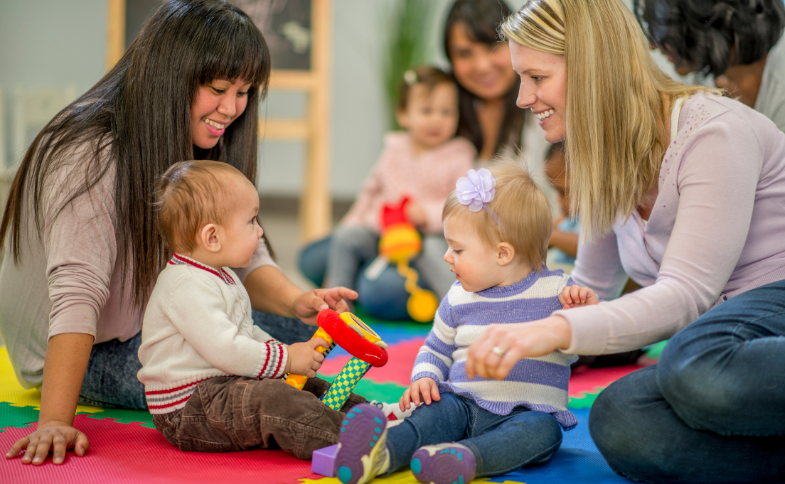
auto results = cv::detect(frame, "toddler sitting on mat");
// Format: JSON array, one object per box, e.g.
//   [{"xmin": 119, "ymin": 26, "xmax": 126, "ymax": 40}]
[
  {"xmin": 137, "ymin": 160, "xmax": 365, "ymax": 459},
  {"xmin": 333, "ymin": 158, "xmax": 598, "ymax": 484}
]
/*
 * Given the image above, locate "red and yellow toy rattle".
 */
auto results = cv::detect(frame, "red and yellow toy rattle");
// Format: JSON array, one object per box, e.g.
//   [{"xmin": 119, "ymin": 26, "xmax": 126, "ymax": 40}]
[{"xmin": 285, "ymin": 309, "xmax": 388, "ymax": 410}]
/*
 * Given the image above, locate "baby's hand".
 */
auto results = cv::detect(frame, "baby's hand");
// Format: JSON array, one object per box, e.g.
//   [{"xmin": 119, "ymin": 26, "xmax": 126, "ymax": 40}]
[
  {"xmin": 399, "ymin": 377, "xmax": 440, "ymax": 412},
  {"xmin": 285, "ymin": 338, "xmax": 329, "ymax": 377},
  {"xmin": 559, "ymin": 285, "xmax": 600, "ymax": 309},
  {"xmin": 405, "ymin": 202, "xmax": 427, "ymax": 228}
]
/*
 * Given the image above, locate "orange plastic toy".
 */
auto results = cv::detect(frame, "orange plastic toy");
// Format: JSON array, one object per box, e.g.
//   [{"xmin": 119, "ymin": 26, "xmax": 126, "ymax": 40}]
[{"xmin": 377, "ymin": 197, "xmax": 438, "ymax": 322}]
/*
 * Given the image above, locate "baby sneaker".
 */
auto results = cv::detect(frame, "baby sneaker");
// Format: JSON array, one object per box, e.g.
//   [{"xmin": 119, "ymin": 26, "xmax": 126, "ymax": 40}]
[
  {"xmin": 334, "ymin": 403, "xmax": 390, "ymax": 484},
  {"xmin": 410, "ymin": 442, "xmax": 476, "ymax": 484}
]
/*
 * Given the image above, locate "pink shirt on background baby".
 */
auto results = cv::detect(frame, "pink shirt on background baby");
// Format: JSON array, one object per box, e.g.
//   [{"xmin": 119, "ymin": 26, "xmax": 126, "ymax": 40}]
[{"xmin": 341, "ymin": 132, "xmax": 476, "ymax": 235}]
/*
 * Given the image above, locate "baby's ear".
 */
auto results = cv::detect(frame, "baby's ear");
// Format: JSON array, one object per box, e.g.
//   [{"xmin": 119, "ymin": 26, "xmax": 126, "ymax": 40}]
[
  {"xmin": 198, "ymin": 223, "xmax": 222, "ymax": 253},
  {"xmin": 496, "ymin": 242, "xmax": 516, "ymax": 266}
]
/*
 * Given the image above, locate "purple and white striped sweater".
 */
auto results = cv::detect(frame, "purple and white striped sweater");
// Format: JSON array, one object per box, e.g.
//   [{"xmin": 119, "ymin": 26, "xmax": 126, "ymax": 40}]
[{"xmin": 411, "ymin": 269, "xmax": 578, "ymax": 429}]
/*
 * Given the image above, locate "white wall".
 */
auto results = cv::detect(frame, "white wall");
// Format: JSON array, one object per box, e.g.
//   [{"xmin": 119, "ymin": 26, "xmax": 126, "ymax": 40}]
[
  {"xmin": 0, "ymin": 0, "xmax": 107, "ymax": 164},
  {"xmin": 258, "ymin": 0, "xmax": 460, "ymax": 199}
]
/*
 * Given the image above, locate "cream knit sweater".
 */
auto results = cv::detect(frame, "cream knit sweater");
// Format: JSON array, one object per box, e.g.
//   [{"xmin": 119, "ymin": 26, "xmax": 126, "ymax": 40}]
[{"xmin": 137, "ymin": 254, "xmax": 288, "ymax": 414}]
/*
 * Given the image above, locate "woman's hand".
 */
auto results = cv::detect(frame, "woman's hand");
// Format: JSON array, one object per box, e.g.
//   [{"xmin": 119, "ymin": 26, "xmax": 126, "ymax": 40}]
[
  {"xmin": 6, "ymin": 421, "xmax": 89, "ymax": 465},
  {"xmin": 7, "ymin": 333, "xmax": 94, "ymax": 465},
  {"xmin": 465, "ymin": 316, "xmax": 572, "ymax": 380},
  {"xmin": 399, "ymin": 377, "xmax": 440, "ymax": 411},
  {"xmin": 292, "ymin": 287, "xmax": 359, "ymax": 325}
]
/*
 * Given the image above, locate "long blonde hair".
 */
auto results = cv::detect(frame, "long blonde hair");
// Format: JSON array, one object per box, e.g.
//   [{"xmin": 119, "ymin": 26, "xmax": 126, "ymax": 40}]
[{"xmin": 501, "ymin": 0, "xmax": 719, "ymax": 237}]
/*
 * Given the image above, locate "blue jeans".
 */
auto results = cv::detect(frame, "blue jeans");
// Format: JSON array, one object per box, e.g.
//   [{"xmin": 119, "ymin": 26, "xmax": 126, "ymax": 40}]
[
  {"xmin": 79, "ymin": 332, "xmax": 147, "ymax": 409},
  {"xmin": 77, "ymin": 311, "xmax": 314, "ymax": 410},
  {"xmin": 298, "ymin": 231, "xmax": 453, "ymax": 321},
  {"xmin": 384, "ymin": 392, "xmax": 563, "ymax": 477},
  {"xmin": 589, "ymin": 278, "xmax": 785, "ymax": 484},
  {"xmin": 250, "ymin": 309, "xmax": 316, "ymax": 345}
]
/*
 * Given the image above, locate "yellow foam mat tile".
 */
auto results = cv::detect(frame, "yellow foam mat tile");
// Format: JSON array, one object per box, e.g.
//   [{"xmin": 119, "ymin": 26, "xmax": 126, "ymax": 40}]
[{"xmin": 0, "ymin": 347, "xmax": 103, "ymax": 415}]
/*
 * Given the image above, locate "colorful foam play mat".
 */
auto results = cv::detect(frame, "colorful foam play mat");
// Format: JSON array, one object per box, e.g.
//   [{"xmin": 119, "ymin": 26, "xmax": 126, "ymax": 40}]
[{"xmin": 0, "ymin": 307, "xmax": 665, "ymax": 484}]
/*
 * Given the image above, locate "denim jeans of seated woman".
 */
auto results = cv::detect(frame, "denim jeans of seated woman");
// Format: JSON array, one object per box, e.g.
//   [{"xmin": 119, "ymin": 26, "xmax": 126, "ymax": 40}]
[
  {"xmin": 78, "ymin": 311, "xmax": 314, "ymax": 410},
  {"xmin": 589, "ymin": 278, "xmax": 785, "ymax": 484},
  {"xmin": 382, "ymin": 392, "xmax": 563, "ymax": 477},
  {"xmin": 298, "ymin": 231, "xmax": 453, "ymax": 321}
]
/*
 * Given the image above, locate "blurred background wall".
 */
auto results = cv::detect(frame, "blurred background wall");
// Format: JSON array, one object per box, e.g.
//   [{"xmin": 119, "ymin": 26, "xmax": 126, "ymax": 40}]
[{"xmin": 0, "ymin": 0, "xmax": 682, "ymax": 209}]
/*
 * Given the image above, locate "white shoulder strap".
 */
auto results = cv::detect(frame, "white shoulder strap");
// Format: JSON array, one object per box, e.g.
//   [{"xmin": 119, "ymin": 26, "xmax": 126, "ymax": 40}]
[{"xmin": 671, "ymin": 96, "xmax": 686, "ymax": 142}]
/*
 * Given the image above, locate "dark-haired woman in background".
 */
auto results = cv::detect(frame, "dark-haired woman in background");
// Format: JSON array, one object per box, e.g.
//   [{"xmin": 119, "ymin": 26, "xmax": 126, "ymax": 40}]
[
  {"xmin": 0, "ymin": 0, "xmax": 354, "ymax": 465},
  {"xmin": 442, "ymin": 0, "xmax": 540, "ymax": 162},
  {"xmin": 297, "ymin": 0, "xmax": 549, "ymax": 320},
  {"xmin": 635, "ymin": 0, "xmax": 785, "ymax": 130}
]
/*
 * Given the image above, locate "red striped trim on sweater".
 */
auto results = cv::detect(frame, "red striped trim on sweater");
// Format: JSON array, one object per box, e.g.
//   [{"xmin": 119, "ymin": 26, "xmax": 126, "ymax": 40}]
[
  {"xmin": 145, "ymin": 379, "xmax": 202, "ymax": 395},
  {"xmin": 271, "ymin": 343, "xmax": 284, "ymax": 378},
  {"xmin": 169, "ymin": 253, "xmax": 235, "ymax": 285},
  {"xmin": 256, "ymin": 340, "xmax": 286, "ymax": 379},
  {"xmin": 148, "ymin": 394, "xmax": 193, "ymax": 410},
  {"xmin": 258, "ymin": 342, "xmax": 272, "ymax": 378}
]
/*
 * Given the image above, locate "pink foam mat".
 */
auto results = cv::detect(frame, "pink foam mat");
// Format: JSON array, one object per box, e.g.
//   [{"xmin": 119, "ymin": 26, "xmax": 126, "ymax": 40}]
[
  {"xmin": 320, "ymin": 338, "xmax": 426, "ymax": 387},
  {"xmin": 568, "ymin": 358, "xmax": 656, "ymax": 397},
  {"xmin": 1, "ymin": 415, "xmax": 320, "ymax": 484}
]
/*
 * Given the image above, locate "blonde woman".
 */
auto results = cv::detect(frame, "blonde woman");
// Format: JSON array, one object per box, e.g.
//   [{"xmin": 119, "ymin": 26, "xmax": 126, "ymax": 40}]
[{"xmin": 463, "ymin": 1, "xmax": 785, "ymax": 483}]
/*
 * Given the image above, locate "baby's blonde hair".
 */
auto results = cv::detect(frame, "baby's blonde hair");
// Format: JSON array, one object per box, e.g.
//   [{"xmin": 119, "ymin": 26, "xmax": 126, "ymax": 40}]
[
  {"xmin": 155, "ymin": 160, "xmax": 246, "ymax": 253},
  {"xmin": 442, "ymin": 156, "xmax": 552, "ymax": 271}
]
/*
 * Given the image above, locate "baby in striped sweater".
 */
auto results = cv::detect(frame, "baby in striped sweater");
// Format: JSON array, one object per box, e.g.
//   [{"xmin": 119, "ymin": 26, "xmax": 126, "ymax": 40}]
[{"xmin": 333, "ymin": 158, "xmax": 598, "ymax": 484}]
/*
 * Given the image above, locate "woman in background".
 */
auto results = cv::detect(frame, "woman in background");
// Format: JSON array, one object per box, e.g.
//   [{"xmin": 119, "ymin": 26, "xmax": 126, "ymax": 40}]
[
  {"xmin": 635, "ymin": 0, "xmax": 785, "ymax": 130},
  {"xmin": 298, "ymin": 0, "xmax": 546, "ymax": 319}
]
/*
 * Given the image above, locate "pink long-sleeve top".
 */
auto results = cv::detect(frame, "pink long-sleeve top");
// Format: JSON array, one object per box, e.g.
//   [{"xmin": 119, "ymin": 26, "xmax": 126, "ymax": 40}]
[
  {"xmin": 0, "ymin": 141, "xmax": 277, "ymax": 388},
  {"xmin": 555, "ymin": 92, "xmax": 785, "ymax": 355},
  {"xmin": 341, "ymin": 132, "xmax": 476, "ymax": 234}
]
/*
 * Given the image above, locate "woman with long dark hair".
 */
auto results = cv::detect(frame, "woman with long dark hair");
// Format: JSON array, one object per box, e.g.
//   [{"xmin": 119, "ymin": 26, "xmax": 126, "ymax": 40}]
[
  {"xmin": 634, "ymin": 0, "xmax": 785, "ymax": 130},
  {"xmin": 1, "ymin": 0, "xmax": 353, "ymax": 465},
  {"xmin": 443, "ymin": 0, "xmax": 534, "ymax": 161}
]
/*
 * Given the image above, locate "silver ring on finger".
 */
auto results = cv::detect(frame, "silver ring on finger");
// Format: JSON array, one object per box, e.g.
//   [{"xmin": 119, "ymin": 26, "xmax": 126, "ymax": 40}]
[{"xmin": 491, "ymin": 346, "xmax": 505, "ymax": 357}]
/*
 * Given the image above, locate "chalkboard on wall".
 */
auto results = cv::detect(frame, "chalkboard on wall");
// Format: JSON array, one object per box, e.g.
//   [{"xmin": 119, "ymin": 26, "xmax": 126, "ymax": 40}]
[{"xmin": 124, "ymin": 0, "xmax": 312, "ymax": 71}]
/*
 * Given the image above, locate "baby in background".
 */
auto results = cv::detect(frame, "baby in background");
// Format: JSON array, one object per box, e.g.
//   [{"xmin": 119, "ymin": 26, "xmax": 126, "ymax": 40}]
[
  {"xmin": 332, "ymin": 158, "xmax": 598, "ymax": 484},
  {"xmin": 544, "ymin": 141, "xmax": 579, "ymax": 265},
  {"xmin": 137, "ymin": 160, "xmax": 365, "ymax": 460},
  {"xmin": 324, "ymin": 65, "xmax": 476, "ymax": 302}
]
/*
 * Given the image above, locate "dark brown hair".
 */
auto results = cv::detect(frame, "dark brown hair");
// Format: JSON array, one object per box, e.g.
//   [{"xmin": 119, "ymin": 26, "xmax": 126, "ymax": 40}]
[
  {"xmin": 0, "ymin": 0, "xmax": 271, "ymax": 306},
  {"xmin": 634, "ymin": 0, "xmax": 785, "ymax": 77},
  {"xmin": 443, "ymin": 0, "xmax": 525, "ymax": 156},
  {"xmin": 396, "ymin": 65, "xmax": 456, "ymax": 111}
]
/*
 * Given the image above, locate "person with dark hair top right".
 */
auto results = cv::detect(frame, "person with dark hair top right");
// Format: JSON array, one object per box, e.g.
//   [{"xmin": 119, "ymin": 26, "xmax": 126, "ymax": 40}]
[
  {"xmin": 464, "ymin": 0, "xmax": 785, "ymax": 483},
  {"xmin": 634, "ymin": 0, "xmax": 785, "ymax": 130}
]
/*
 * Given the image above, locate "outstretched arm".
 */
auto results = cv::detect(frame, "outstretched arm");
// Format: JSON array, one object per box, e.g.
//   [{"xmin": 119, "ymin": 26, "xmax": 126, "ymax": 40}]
[
  {"xmin": 6, "ymin": 333, "xmax": 93, "ymax": 465},
  {"xmin": 244, "ymin": 265, "xmax": 357, "ymax": 325}
]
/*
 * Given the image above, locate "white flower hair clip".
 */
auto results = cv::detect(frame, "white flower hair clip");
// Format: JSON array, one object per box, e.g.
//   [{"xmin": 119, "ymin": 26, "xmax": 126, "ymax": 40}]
[
  {"xmin": 456, "ymin": 168, "xmax": 500, "ymax": 224},
  {"xmin": 403, "ymin": 70, "xmax": 418, "ymax": 86}
]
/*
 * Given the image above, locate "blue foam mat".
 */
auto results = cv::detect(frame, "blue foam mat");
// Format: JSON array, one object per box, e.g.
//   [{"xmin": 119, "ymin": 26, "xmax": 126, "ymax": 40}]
[{"xmin": 487, "ymin": 408, "xmax": 627, "ymax": 484}]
